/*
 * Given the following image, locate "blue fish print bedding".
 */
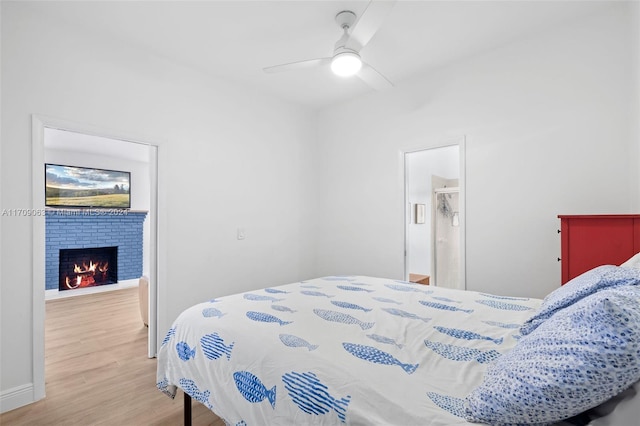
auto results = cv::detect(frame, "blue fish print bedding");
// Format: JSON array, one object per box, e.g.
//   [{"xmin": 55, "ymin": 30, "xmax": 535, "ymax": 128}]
[{"xmin": 157, "ymin": 276, "xmax": 541, "ymax": 425}]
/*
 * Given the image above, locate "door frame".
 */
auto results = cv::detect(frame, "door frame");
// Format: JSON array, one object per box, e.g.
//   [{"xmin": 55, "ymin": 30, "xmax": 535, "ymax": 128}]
[
  {"xmin": 31, "ymin": 115, "xmax": 161, "ymax": 401},
  {"xmin": 402, "ymin": 136, "xmax": 466, "ymax": 289}
]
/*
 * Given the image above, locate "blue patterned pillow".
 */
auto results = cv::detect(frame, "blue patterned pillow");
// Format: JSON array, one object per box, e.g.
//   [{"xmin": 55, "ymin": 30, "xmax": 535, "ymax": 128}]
[
  {"xmin": 465, "ymin": 285, "xmax": 640, "ymax": 425},
  {"xmin": 520, "ymin": 265, "xmax": 640, "ymax": 336}
]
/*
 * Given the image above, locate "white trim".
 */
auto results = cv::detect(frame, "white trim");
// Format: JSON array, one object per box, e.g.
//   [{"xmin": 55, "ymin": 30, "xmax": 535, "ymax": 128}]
[
  {"xmin": 0, "ymin": 384, "xmax": 35, "ymax": 413},
  {"xmin": 402, "ymin": 136, "xmax": 466, "ymax": 289},
  {"xmin": 459, "ymin": 137, "xmax": 467, "ymax": 291},
  {"xmin": 401, "ymin": 151, "xmax": 410, "ymax": 279},
  {"xmin": 31, "ymin": 114, "xmax": 162, "ymax": 408},
  {"xmin": 148, "ymin": 144, "xmax": 159, "ymax": 358},
  {"xmin": 32, "ymin": 116, "xmax": 46, "ymax": 403}
]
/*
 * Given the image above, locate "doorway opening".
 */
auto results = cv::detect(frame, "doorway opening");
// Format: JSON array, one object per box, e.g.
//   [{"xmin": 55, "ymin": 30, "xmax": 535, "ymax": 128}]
[
  {"xmin": 403, "ymin": 138, "xmax": 465, "ymax": 290},
  {"xmin": 31, "ymin": 116, "xmax": 160, "ymax": 402}
]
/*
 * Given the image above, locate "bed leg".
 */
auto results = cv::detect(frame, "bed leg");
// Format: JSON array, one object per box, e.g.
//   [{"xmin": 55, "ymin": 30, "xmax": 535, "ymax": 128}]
[{"xmin": 184, "ymin": 392, "xmax": 192, "ymax": 426}]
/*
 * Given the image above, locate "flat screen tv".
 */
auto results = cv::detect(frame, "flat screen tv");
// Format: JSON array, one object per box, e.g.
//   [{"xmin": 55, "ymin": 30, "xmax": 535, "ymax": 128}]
[{"xmin": 45, "ymin": 163, "xmax": 131, "ymax": 209}]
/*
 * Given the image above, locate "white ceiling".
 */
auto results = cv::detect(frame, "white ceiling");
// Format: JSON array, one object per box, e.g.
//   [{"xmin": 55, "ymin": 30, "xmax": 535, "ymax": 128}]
[
  {"xmin": 28, "ymin": 0, "xmax": 612, "ymax": 109},
  {"xmin": 45, "ymin": 127, "xmax": 152, "ymax": 163}
]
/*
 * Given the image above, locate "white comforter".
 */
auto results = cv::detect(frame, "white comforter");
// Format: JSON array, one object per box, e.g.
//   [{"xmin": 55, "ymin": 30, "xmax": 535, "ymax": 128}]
[{"xmin": 157, "ymin": 276, "xmax": 541, "ymax": 425}]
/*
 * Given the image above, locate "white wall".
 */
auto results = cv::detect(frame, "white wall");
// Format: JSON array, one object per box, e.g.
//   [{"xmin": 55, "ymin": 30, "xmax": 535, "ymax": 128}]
[
  {"xmin": 0, "ymin": 2, "xmax": 317, "ymax": 410},
  {"xmin": 316, "ymin": 5, "xmax": 640, "ymax": 299}
]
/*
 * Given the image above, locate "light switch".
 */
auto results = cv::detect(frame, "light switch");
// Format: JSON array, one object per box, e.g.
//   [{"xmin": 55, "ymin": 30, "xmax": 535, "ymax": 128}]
[{"xmin": 237, "ymin": 228, "xmax": 246, "ymax": 240}]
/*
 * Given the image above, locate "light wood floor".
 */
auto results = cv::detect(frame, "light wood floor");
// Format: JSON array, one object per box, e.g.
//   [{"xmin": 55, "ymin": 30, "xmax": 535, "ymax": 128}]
[{"xmin": 0, "ymin": 287, "xmax": 224, "ymax": 425}]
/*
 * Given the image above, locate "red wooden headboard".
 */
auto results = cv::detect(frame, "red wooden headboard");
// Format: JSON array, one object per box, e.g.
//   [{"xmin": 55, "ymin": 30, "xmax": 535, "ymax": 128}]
[{"xmin": 558, "ymin": 215, "xmax": 640, "ymax": 284}]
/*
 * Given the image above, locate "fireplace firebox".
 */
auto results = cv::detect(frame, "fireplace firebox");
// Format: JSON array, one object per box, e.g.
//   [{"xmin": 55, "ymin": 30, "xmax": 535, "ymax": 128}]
[{"xmin": 59, "ymin": 246, "xmax": 118, "ymax": 291}]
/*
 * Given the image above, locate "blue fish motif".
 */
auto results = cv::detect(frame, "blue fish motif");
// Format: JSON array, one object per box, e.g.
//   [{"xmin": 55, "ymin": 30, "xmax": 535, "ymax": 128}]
[
  {"xmin": 366, "ymin": 333, "xmax": 404, "ymax": 349},
  {"xmin": 233, "ymin": 371, "xmax": 276, "ymax": 408},
  {"xmin": 424, "ymin": 340, "xmax": 501, "ymax": 364},
  {"xmin": 434, "ymin": 326, "xmax": 503, "ymax": 345},
  {"xmin": 385, "ymin": 283, "xmax": 432, "ymax": 294},
  {"xmin": 342, "ymin": 342, "xmax": 418, "ymax": 374},
  {"xmin": 348, "ymin": 282, "xmax": 371, "ymax": 286},
  {"xmin": 475, "ymin": 299, "xmax": 533, "ymax": 311},
  {"xmin": 426, "ymin": 392, "xmax": 466, "ymax": 418},
  {"xmin": 179, "ymin": 378, "xmax": 212, "ymax": 409},
  {"xmin": 512, "ymin": 334, "xmax": 522, "ymax": 340},
  {"xmin": 322, "ymin": 276, "xmax": 355, "ymax": 281},
  {"xmin": 161, "ymin": 327, "xmax": 176, "ymax": 346},
  {"xmin": 271, "ymin": 305, "xmax": 297, "ymax": 313},
  {"xmin": 176, "ymin": 341, "xmax": 196, "ymax": 361},
  {"xmin": 331, "ymin": 300, "xmax": 372, "ymax": 312},
  {"xmin": 264, "ymin": 288, "xmax": 290, "ymax": 294},
  {"xmin": 282, "ymin": 371, "xmax": 350, "ymax": 423},
  {"xmin": 419, "ymin": 300, "xmax": 473, "ymax": 313},
  {"xmin": 382, "ymin": 307, "xmax": 431, "ymax": 323},
  {"xmin": 279, "ymin": 333, "xmax": 318, "ymax": 351},
  {"xmin": 301, "ymin": 290, "xmax": 334, "ymax": 298},
  {"xmin": 476, "ymin": 349, "xmax": 502, "ymax": 364},
  {"xmin": 246, "ymin": 311, "xmax": 292, "ymax": 326},
  {"xmin": 313, "ymin": 309, "xmax": 374, "ymax": 330},
  {"xmin": 480, "ymin": 293, "xmax": 530, "ymax": 301},
  {"xmin": 200, "ymin": 332, "xmax": 235, "ymax": 360},
  {"xmin": 482, "ymin": 320, "xmax": 522, "ymax": 329},
  {"xmin": 336, "ymin": 285, "xmax": 374, "ymax": 293},
  {"xmin": 202, "ymin": 307, "xmax": 225, "ymax": 318},
  {"xmin": 432, "ymin": 296, "xmax": 461, "ymax": 303},
  {"xmin": 156, "ymin": 377, "xmax": 169, "ymax": 394},
  {"xmin": 243, "ymin": 294, "xmax": 284, "ymax": 302},
  {"xmin": 372, "ymin": 297, "xmax": 402, "ymax": 305}
]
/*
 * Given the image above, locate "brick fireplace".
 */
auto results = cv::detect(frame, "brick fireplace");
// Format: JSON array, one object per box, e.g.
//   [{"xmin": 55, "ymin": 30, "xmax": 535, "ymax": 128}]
[
  {"xmin": 59, "ymin": 246, "xmax": 118, "ymax": 290},
  {"xmin": 45, "ymin": 210, "xmax": 147, "ymax": 291}
]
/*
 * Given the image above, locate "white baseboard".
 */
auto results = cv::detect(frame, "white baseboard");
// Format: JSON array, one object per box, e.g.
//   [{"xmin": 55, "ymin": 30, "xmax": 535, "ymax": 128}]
[
  {"xmin": 45, "ymin": 279, "xmax": 139, "ymax": 300},
  {"xmin": 0, "ymin": 383, "xmax": 36, "ymax": 414}
]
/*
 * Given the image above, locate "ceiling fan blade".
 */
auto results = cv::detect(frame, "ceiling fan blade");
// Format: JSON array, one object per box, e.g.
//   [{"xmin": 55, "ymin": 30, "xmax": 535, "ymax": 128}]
[
  {"xmin": 263, "ymin": 57, "xmax": 331, "ymax": 74},
  {"xmin": 345, "ymin": 0, "xmax": 396, "ymax": 51},
  {"xmin": 357, "ymin": 62, "xmax": 393, "ymax": 91}
]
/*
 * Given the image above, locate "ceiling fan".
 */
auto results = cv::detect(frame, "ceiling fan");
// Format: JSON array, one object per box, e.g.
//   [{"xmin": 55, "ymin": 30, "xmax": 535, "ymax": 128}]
[{"xmin": 263, "ymin": 1, "xmax": 396, "ymax": 91}]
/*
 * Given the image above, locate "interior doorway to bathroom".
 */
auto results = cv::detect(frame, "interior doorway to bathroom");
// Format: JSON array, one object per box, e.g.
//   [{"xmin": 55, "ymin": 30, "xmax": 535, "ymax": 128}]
[{"xmin": 404, "ymin": 139, "xmax": 465, "ymax": 290}]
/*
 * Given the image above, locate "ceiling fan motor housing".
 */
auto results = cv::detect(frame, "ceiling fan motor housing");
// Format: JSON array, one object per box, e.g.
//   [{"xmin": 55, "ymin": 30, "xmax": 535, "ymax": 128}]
[
  {"xmin": 335, "ymin": 10, "xmax": 357, "ymax": 29},
  {"xmin": 333, "ymin": 10, "xmax": 358, "ymax": 55}
]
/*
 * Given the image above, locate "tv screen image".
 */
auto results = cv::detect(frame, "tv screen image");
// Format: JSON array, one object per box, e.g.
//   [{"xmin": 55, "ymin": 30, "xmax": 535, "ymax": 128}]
[{"xmin": 45, "ymin": 164, "xmax": 131, "ymax": 209}]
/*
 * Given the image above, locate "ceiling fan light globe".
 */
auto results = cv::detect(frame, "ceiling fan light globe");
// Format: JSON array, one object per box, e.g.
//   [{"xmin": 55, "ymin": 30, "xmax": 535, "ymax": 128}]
[{"xmin": 331, "ymin": 52, "xmax": 362, "ymax": 77}]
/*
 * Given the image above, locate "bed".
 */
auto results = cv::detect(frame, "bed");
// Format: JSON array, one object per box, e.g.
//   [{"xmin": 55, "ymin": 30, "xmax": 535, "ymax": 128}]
[{"xmin": 156, "ymin": 269, "xmax": 640, "ymax": 425}]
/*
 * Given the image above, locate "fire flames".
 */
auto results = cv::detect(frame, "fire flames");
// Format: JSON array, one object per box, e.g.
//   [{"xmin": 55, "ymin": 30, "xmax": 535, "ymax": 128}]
[{"xmin": 65, "ymin": 261, "xmax": 109, "ymax": 289}]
